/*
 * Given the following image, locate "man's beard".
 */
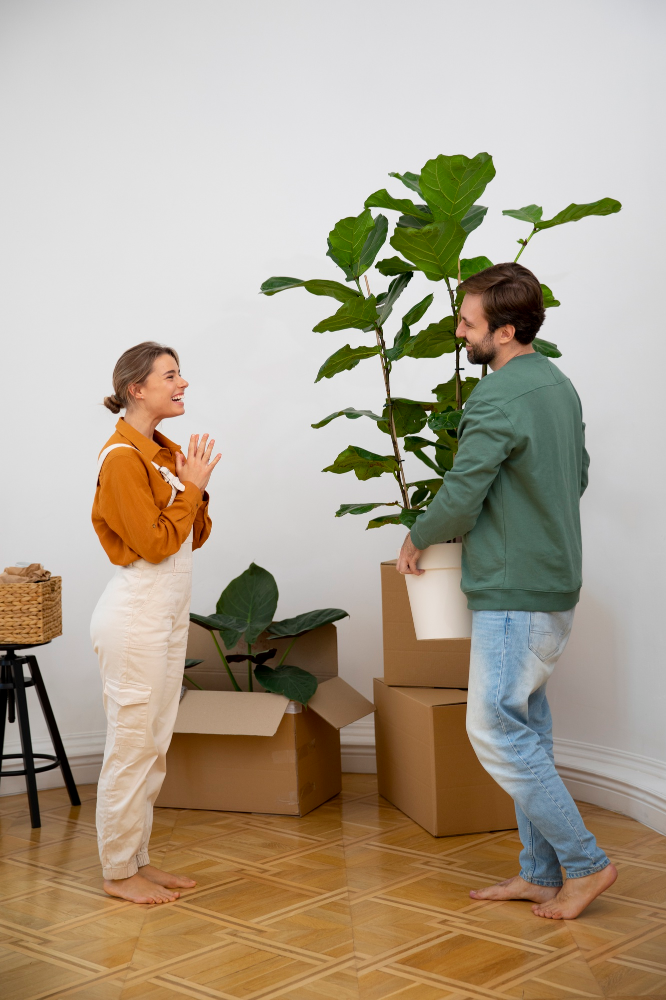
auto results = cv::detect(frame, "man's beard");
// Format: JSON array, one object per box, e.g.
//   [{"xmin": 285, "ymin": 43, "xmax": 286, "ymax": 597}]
[{"xmin": 465, "ymin": 333, "xmax": 497, "ymax": 366}]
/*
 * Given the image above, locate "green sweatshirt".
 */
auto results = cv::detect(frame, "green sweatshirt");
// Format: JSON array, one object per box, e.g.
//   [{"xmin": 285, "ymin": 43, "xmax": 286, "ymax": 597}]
[{"xmin": 409, "ymin": 352, "xmax": 589, "ymax": 611}]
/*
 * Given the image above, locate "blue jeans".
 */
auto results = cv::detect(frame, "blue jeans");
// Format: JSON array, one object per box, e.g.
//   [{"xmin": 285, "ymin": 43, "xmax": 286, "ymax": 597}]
[{"xmin": 466, "ymin": 610, "xmax": 610, "ymax": 885}]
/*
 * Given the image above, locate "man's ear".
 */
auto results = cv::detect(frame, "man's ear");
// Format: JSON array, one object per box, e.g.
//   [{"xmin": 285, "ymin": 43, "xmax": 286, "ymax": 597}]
[{"xmin": 498, "ymin": 324, "xmax": 516, "ymax": 345}]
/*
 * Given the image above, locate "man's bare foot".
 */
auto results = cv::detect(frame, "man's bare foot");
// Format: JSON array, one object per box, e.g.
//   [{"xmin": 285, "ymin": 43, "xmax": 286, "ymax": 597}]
[
  {"xmin": 103, "ymin": 873, "xmax": 180, "ymax": 904},
  {"xmin": 532, "ymin": 863, "xmax": 617, "ymax": 919},
  {"xmin": 470, "ymin": 875, "xmax": 560, "ymax": 904},
  {"xmin": 139, "ymin": 864, "xmax": 197, "ymax": 890}
]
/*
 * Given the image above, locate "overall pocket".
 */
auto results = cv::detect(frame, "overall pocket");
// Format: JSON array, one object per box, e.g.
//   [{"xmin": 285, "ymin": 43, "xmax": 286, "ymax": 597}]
[
  {"xmin": 528, "ymin": 610, "xmax": 575, "ymax": 662},
  {"xmin": 104, "ymin": 679, "xmax": 152, "ymax": 747}
]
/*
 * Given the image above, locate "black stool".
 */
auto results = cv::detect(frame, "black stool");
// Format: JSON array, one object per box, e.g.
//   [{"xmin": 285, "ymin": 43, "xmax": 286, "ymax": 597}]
[{"xmin": 0, "ymin": 641, "xmax": 81, "ymax": 827}]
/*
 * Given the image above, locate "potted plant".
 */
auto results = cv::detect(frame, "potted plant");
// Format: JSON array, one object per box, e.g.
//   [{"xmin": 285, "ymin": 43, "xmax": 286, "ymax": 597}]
[
  {"xmin": 187, "ymin": 561, "xmax": 348, "ymax": 704},
  {"xmin": 260, "ymin": 153, "xmax": 621, "ymax": 638}
]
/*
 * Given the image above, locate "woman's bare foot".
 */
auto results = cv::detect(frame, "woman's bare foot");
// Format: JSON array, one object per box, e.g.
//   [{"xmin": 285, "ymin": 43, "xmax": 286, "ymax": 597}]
[
  {"xmin": 139, "ymin": 864, "xmax": 197, "ymax": 890},
  {"xmin": 103, "ymin": 873, "xmax": 180, "ymax": 904},
  {"xmin": 532, "ymin": 863, "xmax": 617, "ymax": 919},
  {"xmin": 470, "ymin": 875, "xmax": 560, "ymax": 904}
]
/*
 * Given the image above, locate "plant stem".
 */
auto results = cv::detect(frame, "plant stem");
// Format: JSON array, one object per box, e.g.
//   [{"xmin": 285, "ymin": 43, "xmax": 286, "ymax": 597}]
[
  {"xmin": 482, "ymin": 363, "xmax": 488, "ymax": 378},
  {"xmin": 363, "ymin": 274, "xmax": 410, "ymax": 509},
  {"xmin": 278, "ymin": 635, "xmax": 298, "ymax": 667},
  {"xmin": 211, "ymin": 631, "xmax": 242, "ymax": 692},
  {"xmin": 445, "ymin": 277, "xmax": 463, "ymax": 410},
  {"xmin": 514, "ymin": 228, "xmax": 537, "ymax": 262},
  {"xmin": 183, "ymin": 673, "xmax": 204, "ymax": 691},
  {"xmin": 247, "ymin": 643, "xmax": 253, "ymax": 692}
]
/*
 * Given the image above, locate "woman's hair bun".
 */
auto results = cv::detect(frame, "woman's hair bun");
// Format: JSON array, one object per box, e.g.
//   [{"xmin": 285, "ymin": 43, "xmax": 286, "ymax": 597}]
[{"xmin": 103, "ymin": 394, "xmax": 122, "ymax": 414}]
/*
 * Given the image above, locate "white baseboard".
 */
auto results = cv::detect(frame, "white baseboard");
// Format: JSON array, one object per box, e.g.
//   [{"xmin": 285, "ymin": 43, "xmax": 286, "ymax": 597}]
[
  {"xmin": 340, "ymin": 719, "xmax": 377, "ymax": 773},
  {"xmin": 0, "ymin": 731, "xmax": 105, "ymax": 797}
]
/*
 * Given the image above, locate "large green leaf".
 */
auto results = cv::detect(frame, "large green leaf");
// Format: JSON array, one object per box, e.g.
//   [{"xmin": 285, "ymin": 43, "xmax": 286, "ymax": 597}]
[
  {"xmin": 378, "ymin": 398, "xmax": 428, "ymax": 437},
  {"xmin": 420, "ymin": 153, "xmax": 496, "ymax": 222},
  {"xmin": 358, "ymin": 214, "xmax": 389, "ymax": 274},
  {"xmin": 375, "ymin": 256, "xmax": 414, "ymax": 277},
  {"xmin": 259, "ymin": 277, "xmax": 361, "ymax": 302},
  {"xmin": 532, "ymin": 337, "xmax": 562, "ymax": 358},
  {"xmin": 428, "ymin": 409, "xmax": 463, "ymax": 431},
  {"xmin": 311, "ymin": 407, "xmax": 381, "ymax": 429},
  {"xmin": 216, "ymin": 563, "xmax": 279, "ymax": 646},
  {"xmin": 184, "ymin": 658, "xmax": 204, "ymax": 669},
  {"xmin": 386, "ymin": 322, "xmax": 412, "ymax": 363},
  {"xmin": 323, "ymin": 445, "xmax": 399, "ymax": 480},
  {"xmin": 403, "ymin": 435, "xmax": 435, "ymax": 451},
  {"xmin": 403, "ymin": 316, "xmax": 457, "ymax": 358},
  {"xmin": 399, "ymin": 509, "xmax": 423, "ymax": 528},
  {"xmin": 189, "ymin": 611, "xmax": 250, "ymax": 648},
  {"xmin": 313, "ymin": 294, "xmax": 378, "ymax": 333},
  {"xmin": 390, "ymin": 220, "xmax": 468, "ymax": 282},
  {"xmin": 403, "ymin": 293, "xmax": 434, "ymax": 327},
  {"xmin": 541, "ymin": 284, "xmax": 560, "ymax": 309},
  {"xmin": 335, "ymin": 502, "xmax": 396, "ymax": 517},
  {"xmin": 389, "ymin": 171, "xmax": 423, "ymax": 197},
  {"xmin": 395, "ymin": 212, "xmax": 433, "ymax": 230},
  {"xmin": 502, "ymin": 204, "xmax": 543, "ymax": 225},
  {"xmin": 366, "ymin": 513, "xmax": 402, "ymax": 529},
  {"xmin": 364, "ymin": 189, "xmax": 431, "ymax": 221},
  {"xmin": 460, "ymin": 256, "xmax": 493, "ymax": 280},
  {"xmin": 535, "ymin": 198, "xmax": 621, "ymax": 230},
  {"xmin": 377, "ymin": 273, "xmax": 412, "ymax": 326},
  {"xmin": 327, "ymin": 210, "xmax": 375, "ymax": 279},
  {"xmin": 432, "ymin": 375, "xmax": 479, "ymax": 405},
  {"xmin": 254, "ymin": 663, "xmax": 318, "ymax": 705},
  {"xmin": 268, "ymin": 608, "xmax": 349, "ymax": 638},
  {"xmin": 315, "ymin": 344, "xmax": 380, "ymax": 382},
  {"xmin": 460, "ymin": 204, "xmax": 488, "ymax": 234}
]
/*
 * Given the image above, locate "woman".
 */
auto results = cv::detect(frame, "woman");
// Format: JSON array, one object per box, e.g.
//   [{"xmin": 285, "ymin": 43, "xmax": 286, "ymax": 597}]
[{"xmin": 91, "ymin": 341, "xmax": 220, "ymax": 904}]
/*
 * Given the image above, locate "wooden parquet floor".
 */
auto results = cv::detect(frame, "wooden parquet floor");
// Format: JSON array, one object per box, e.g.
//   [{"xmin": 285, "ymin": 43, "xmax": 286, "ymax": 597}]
[{"xmin": 0, "ymin": 775, "xmax": 665, "ymax": 999}]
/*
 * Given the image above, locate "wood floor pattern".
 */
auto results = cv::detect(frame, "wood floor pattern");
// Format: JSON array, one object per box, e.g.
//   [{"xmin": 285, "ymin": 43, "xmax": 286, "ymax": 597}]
[{"xmin": 1, "ymin": 774, "xmax": 665, "ymax": 999}]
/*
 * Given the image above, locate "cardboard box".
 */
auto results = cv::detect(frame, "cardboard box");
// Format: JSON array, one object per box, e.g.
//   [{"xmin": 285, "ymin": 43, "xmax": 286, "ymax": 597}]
[
  {"xmin": 374, "ymin": 678, "xmax": 516, "ymax": 837},
  {"xmin": 381, "ymin": 560, "xmax": 470, "ymax": 687},
  {"xmin": 158, "ymin": 621, "xmax": 373, "ymax": 816}
]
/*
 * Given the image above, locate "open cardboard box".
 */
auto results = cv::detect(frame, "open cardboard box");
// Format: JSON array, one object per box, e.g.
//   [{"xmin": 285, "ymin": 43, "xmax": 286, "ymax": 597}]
[
  {"xmin": 381, "ymin": 560, "xmax": 470, "ymax": 687},
  {"xmin": 374, "ymin": 678, "xmax": 516, "ymax": 837},
  {"xmin": 157, "ymin": 624, "xmax": 373, "ymax": 816}
]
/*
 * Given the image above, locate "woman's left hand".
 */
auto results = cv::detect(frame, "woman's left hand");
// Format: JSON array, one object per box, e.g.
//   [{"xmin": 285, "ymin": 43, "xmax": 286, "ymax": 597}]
[{"xmin": 175, "ymin": 434, "xmax": 221, "ymax": 493}]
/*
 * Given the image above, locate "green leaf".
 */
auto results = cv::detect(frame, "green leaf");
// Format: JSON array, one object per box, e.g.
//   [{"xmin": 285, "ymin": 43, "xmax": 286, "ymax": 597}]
[
  {"xmin": 259, "ymin": 277, "xmax": 361, "ymax": 302},
  {"xmin": 184, "ymin": 658, "xmax": 204, "ymax": 669},
  {"xmin": 311, "ymin": 407, "xmax": 381, "ymax": 429},
  {"xmin": 327, "ymin": 210, "xmax": 376, "ymax": 280},
  {"xmin": 377, "ymin": 273, "xmax": 413, "ymax": 326},
  {"xmin": 378, "ymin": 398, "xmax": 428, "ymax": 437},
  {"xmin": 323, "ymin": 445, "xmax": 399, "ymax": 480},
  {"xmin": 403, "ymin": 293, "xmax": 434, "ymax": 327},
  {"xmin": 403, "ymin": 316, "xmax": 457, "ymax": 358},
  {"xmin": 389, "ymin": 171, "xmax": 423, "ymax": 197},
  {"xmin": 260, "ymin": 276, "xmax": 306, "ymax": 295},
  {"xmin": 268, "ymin": 608, "xmax": 349, "ymax": 638},
  {"xmin": 395, "ymin": 212, "xmax": 432, "ymax": 230},
  {"xmin": 216, "ymin": 563, "xmax": 279, "ymax": 646},
  {"xmin": 254, "ymin": 663, "xmax": 318, "ymax": 705},
  {"xmin": 460, "ymin": 204, "xmax": 488, "ymax": 234},
  {"xmin": 460, "ymin": 256, "xmax": 493, "ymax": 280},
  {"xmin": 420, "ymin": 153, "xmax": 496, "ymax": 222},
  {"xmin": 541, "ymin": 284, "xmax": 560, "ymax": 309},
  {"xmin": 364, "ymin": 189, "xmax": 431, "ymax": 221},
  {"xmin": 431, "ymin": 375, "xmax": 479, "ymax": 405},
  {"xmin": 535, "ymin": 198, "xmax": 621, "ymax": 231},
  {"xmin": 410, "ymin": 487, "xmax": 428, "ymax": 505},
  {"xmin": 406, "ymin": 478, "xmax": 443, "ymax": 494},
  {"xmin": 390, "ymin": 220, "xmax": 468, "ymax": 282},
  {"xmin": 367, "ymin": 513, "xmax": 403, "ymax": 529},
  {"xmin": 428, "ymin": 409, "xmax": 463, "ymax": 431},
  {"xmin": 358, "ymin": 214, "xmax": 389, "ymax": 275},
  {"xmin": 502, "ymin": 204, "xmax": 543, "ymax": 225},
  {"xmin": 313, "ymin": 295, "xmax": 378, "ymax": 333},
  {"xmin": 375, "ymin": 256, "xmax": 414, "ymax": 277},
  {"xmin": 189, "ymin": 611, "xmax": 250, "ymax": 645},
  {"xmin": 404, "ymin": 435, "xmax": 436, "ymax": 452},
  {"xmin": 335, "ymin": 502, "xmax": 396, "ymax": 517},
  {"xmin": 399, "ymin": 509, "xmax": 424, "ymax": 528},
  {"xmin": 386, "ymin": 322, "xmax": 412, "ymax": 363},
  {"xmin": 315, "ymin": 344, "xmax": 380, "ymax": 382},
  {"xmin": 412, "ymin": 449, "xmax": 450, "ymax": 476},
  {"xmin": 532, "ymin": 337, "xmax": 562, "ymax": 358}
]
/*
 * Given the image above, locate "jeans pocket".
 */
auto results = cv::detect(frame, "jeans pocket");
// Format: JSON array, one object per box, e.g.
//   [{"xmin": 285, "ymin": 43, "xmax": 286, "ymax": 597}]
[
  {"xmin": 528, "ymin": 610, "xmax": 574, "ymax": 662},
  {"xmin": 104, "ymin": 680, "xmax": 152, "ymax": 747}
]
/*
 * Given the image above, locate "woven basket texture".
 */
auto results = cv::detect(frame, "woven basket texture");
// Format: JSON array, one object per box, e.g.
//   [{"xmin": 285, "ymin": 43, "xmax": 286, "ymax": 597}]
[{"xmin": 0, "ymin": 577, "xmax": 62, "ymax": 644}]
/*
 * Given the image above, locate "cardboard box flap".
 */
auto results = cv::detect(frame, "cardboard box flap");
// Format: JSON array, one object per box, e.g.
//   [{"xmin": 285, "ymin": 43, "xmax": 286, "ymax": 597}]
[
  {"xmin": 174, "ymin": 690, "xmax": 289, "ymax": 737},
  {"xmin": 307, "ymin": 677, "xmax": 374, "ymax": 730},
  {"xmin": 395, "ymin": 686, "xmax": 468, "ymax": 708}
]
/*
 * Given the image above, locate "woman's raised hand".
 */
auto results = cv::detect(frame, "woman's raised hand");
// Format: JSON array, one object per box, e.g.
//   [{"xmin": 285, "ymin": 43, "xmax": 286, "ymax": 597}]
[{"xmin": 175, "ymin": 434, "xmax": 221, "ymax": 493}]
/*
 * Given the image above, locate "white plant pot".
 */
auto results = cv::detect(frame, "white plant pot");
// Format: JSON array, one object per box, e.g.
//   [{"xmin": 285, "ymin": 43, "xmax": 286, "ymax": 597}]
[{"xmin": 404, "ymin": 542, "xmax": 472, "ymax": 640}]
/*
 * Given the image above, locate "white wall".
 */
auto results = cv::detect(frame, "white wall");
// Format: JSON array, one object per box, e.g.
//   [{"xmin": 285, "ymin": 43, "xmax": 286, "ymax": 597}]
[{"xmin": 1, "ymin": 0, "xmax": 664, "ymax": 826}]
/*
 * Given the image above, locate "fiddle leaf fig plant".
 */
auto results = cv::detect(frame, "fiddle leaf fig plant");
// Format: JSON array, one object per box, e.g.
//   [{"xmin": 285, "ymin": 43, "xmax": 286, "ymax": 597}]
[
  {"xmin": 189, "ymin": 563, "xmax": 348, "ymax": 704},
  {"xmin": 261, "ymin": 153, "xmax": 621, "ymax": 530}
]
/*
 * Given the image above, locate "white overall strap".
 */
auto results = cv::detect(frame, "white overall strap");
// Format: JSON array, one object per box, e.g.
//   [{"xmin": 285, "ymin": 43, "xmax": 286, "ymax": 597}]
[{"xmin": 97, "ymin": 443, "xmax": 185, "ymax": 509}]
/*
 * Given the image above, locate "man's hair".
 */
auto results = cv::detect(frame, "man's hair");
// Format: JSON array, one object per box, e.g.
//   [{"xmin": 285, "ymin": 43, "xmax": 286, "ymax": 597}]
[{"xmin": 458, "ymin": 262, "xmax": 545, "ymax": 344}]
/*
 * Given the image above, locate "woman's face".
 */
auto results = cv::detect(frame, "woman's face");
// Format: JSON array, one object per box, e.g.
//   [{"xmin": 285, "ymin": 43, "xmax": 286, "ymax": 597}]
[{"xmin": 129, "ymin": 353, "xmax": 189, "ymax": 419}]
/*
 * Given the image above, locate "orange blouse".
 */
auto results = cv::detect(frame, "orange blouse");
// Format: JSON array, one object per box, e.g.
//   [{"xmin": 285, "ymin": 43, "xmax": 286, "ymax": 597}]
[{"xmin": 92, "ymin": 418, "xmax": 212, "ymax": 566}]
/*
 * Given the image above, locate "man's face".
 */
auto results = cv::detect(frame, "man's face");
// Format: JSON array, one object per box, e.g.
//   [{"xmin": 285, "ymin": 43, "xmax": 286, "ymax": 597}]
[{"xmin": 457, "ymin": 293, "xmax": 498, "ymax": 366}]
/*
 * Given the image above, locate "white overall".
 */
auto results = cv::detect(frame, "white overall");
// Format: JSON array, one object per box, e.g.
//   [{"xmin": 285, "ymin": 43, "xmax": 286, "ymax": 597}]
[{"xmin": 91, "ymin": 444, "xmax": 192, "ymax": 880}]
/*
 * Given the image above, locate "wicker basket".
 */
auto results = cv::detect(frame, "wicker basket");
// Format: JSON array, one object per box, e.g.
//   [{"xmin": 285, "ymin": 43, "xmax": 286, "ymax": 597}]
[{"xmin": 0, "ymin": 577, "xmax": 62, "ymax": 645}]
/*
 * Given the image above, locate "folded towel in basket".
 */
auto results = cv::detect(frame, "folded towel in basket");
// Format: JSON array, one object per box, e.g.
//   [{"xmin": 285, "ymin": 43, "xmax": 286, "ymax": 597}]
[{"xmin": 0, "ymin": 563, "xmax": 52, "ymax": 584}]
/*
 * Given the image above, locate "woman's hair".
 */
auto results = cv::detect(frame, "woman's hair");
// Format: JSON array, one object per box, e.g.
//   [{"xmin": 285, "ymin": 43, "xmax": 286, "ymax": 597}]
[
  {"xmin": 103, "ymin": 341, "xmax": 180, "ymax": 413},
  {"xmin": 458, "ymin": 262, "xmax": 545, "ymax": 344}
]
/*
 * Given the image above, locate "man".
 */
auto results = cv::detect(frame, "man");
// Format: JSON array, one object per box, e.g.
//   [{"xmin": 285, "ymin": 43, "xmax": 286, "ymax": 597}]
[{"xmin": 397, "ymin": 262, "xmax": 616, "ymax": 920}]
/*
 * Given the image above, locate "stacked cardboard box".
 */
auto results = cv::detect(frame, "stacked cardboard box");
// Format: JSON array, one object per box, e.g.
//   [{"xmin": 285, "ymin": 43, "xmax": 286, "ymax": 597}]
[
  {"xmin": 157, "ymin": 623, "xmax": 373, "ymax": 817},
  {"xmin": 376, "ymin": 561, "xmax": 516, "ymax": 837}
]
